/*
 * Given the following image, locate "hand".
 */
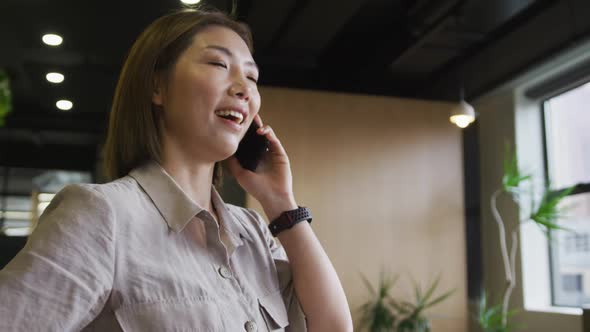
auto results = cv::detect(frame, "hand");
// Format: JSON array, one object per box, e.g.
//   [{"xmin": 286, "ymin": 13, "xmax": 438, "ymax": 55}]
[{"xmin": 226, "ymin": 114, "xmax": 297, "ymax": 218}]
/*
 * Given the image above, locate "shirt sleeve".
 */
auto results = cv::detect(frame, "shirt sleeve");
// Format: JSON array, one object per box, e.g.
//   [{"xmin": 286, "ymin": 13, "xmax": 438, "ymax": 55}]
[
  {"xmin": 247, "ymin": 208, "xmax": 307, "ymax": 332},
  {"xmin": 0, "ymin": 184, "xmax": 116, "ymax": 331}
]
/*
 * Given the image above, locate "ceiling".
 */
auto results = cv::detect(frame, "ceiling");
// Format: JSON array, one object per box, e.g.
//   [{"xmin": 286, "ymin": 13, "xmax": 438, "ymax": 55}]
[{"xmin": 0, "ymin": 0, "xmax": 589, "ymax": 171}]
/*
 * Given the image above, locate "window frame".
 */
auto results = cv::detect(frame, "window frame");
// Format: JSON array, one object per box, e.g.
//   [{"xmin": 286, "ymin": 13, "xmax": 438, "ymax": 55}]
[{"xmin": 541, "ymin": 86, "xmax": 590, "ymax": 308}]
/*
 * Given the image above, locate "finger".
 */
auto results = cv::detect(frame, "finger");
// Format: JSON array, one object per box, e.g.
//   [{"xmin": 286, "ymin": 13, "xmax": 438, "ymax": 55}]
[
  {"xmin": 254, "ymin": 114, "xmax": 263, "ymax": 128},
  {"xmin": 259, "ymin": 125, "xmax": 288, "ymax": 156}
]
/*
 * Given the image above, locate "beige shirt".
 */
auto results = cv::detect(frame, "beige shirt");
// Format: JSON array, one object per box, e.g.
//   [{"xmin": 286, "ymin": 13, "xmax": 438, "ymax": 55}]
[{"xmin": 0, "ymin": 161, "xmax": 306, "ymax": 331}]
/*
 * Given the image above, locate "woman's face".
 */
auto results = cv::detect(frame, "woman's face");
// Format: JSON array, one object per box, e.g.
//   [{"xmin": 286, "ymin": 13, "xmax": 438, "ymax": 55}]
[{"xmin": 153, "ymin": 25, "xmax": 261, "ymax": 162}]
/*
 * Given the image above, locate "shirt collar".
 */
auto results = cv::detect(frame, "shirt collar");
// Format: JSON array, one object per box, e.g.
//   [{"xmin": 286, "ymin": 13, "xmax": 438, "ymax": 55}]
[
  {"xmin": 210, "ymin": 186, "xmax": 254, "ymax": 245},
  {"xmin": 129, "ymin": 160, "xmax": 253, "ymax": 243}
]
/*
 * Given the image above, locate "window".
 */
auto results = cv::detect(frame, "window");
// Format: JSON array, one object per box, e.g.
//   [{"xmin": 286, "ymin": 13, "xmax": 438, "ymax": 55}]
[
  {"xmin": 564, "ymin": 234, "xmax": 590, "ymax": 253},
  {"xmin": 543, "ymin": 81, "xmax": 590, "ymax": 307},
  {"xmin": 0, "ymin": 167, "xmax": 91, "ymax": 237},
  {"xmin": 562, "ymin": 274, "xmax": 583, "ymax": 292}
]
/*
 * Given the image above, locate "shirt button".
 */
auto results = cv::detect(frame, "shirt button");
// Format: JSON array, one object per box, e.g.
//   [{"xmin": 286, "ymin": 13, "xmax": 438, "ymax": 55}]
[
  {"xmin": 244, "ymin": 321, "xmax": 257, "ymax": 332},
  {"xmin": 218, "ymin": 266, "xmax": 232, "ymax": 279}
]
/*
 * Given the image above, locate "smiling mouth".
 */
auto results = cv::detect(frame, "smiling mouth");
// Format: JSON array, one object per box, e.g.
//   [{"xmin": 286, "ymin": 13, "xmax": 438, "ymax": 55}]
[{"xmin": 214, "ymin": 109, "xmax": 244, "ymax": 125}]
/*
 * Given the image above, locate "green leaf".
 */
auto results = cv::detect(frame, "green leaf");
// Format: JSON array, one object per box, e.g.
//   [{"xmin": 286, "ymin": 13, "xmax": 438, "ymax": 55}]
[
  {"xmin": 421, "ymin": 274, "xmax": 441, "ymax": 304},
  {"xmin": 361, "ymin": 273, "xmax": 377, "ymax": 297},
  {"xmin": 425, "ymin": 289, "xmax": 455, "ymax": 308},
  {"xmin": 530, "ymin": 185, "xmax": 575, "ymax": 232},
  {"xmin": 477, "ymin": 291, "xmax": 520, "ymax": 332},
  {"xmin": 413, "ymin": 279, "xmax": 422, "ymax": 305},
  {"xmin": 387, "ymin": 296, "xmax": 404, "ymax": 311},
  {"xmin": 357, "ymin": 271, "xmax": 399, "ymax": 331},
  {"xmin": 502, "ymin": 144, "xmax": 532, "ymax": 193},
  {"xmin": 411, "ymin": 274, "xmax": 455, "ymax": 310}
]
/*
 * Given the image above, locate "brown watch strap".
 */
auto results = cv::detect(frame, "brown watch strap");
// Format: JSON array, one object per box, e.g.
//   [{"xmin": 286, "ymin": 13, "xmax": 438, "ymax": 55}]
[{"xmin": 268, "ymin": 206, "xmax": 312, "ymax": 237}]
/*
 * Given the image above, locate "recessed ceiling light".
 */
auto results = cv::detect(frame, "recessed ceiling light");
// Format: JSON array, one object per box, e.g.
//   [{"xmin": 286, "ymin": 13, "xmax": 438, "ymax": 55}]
[
  {"xmin": 56, "ymin": 99, "xmax": 73, "ymax": 111},
  {"xmin": 46, "ymin": 72, "xmax": 65, "ymax": 84},
  {"xmin": 42, "ymin": 34, "xmax": 63, "ymax": 46},
  {"xmin": 180, "ymin": 0, "xmax": 201, "ymax": 4}
]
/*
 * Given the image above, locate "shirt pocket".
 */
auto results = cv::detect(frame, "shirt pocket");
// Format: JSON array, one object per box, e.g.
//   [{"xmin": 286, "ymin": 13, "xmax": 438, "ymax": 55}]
[
  {"xmin": 258, "ymin": 289, "xmax": 290, "ymax": 331},
  {"xmin": 114, "ymin": 297, "xmax": 223, "ymax": 332}
]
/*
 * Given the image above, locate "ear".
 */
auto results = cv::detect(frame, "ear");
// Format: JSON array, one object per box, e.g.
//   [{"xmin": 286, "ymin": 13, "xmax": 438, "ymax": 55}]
[{"xmin": 152, "ymin": 74, "xmax": 164, "ymax": 106}]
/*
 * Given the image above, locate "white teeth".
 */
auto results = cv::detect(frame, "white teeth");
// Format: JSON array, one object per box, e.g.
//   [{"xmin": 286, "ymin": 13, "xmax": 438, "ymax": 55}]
[{"xmin": 214, "ymin": 109, "xmax": 244, "ymax": 124}]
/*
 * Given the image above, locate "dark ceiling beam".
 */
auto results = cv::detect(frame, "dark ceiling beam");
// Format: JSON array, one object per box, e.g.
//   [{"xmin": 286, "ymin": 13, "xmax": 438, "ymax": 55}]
[
  {"xmin": 7, "ymin": 48, "xmax": 122, "ymax": 72},
  {"xmin": 316, "ymin": 0, "xmax": 468, "ymax": 92},
  {"xmin": 571, "ymin": 0, "xmax": 590, "ymax": 34},
  {"xmin": 316, "ymin": 0, "xmax": 409, "ymax": 70},
  {"xmin": 0, "ymin": 47, "xmax": 107, "ymax": 69},
  {"xmin": 390, "ymin": 0, "xmax": 465, "ymax": 69},
  {"xmin": 259, "ymin": 65, "xmax": 421, "ymax": 98},
  {"xmin": 427, "ymin": 0, "xmax": 590, "ymax": 100},
  {"xmin": 391, "ymin": 0, "xmax": 543, "ymax": 79},
  {"xmin": 264, "ymin": 0, "xmax": 312, "ymax": 53},
  {"xmin": 405, "ymin": 0, "xmax": 463, "ymax": 34},
  {"xmin": 389, "ymin": 18, "xmax": 481, "ymax": 78},
  {"xmin": 257, "ymin": 54, "xmax": 317, "ymax": 70},
  {"xmin": 4, "ymin": 111, "xmax": 107, "ymax": 133},
  {"xmin": 246, "ymin": 0, "xmax": 299, "ymax": 51},
  {"xmin": 525, "ymin": 56, "xmax": 590, "ymax": 99},
  {"xmin": 275, "ymin": 0, "xmax": 370, "ymax": 55},
  {"xmin": 458, "ymin": 0, "xmax": 537, "ymax": 34},
  {"xmin": 0, "ymin": 141, "xmax": 97, "ymax": 172},
  {"xmin": 20, "ymin": 48, "xmax": 85, "ymax": 67},
  {"xmin": 0, "ymin": 128, "xmax": 99, "ymax": 146}
]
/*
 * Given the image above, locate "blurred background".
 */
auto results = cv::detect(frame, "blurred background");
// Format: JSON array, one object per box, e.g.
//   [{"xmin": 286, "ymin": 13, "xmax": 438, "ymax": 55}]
[{"xmin": 1, "ymin": 0, "xmax": 589, "ymax": 331}]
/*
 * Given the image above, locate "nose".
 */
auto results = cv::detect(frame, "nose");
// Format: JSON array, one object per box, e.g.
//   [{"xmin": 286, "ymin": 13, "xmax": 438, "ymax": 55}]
[{"xmin": 228, "ymin": 81, "xmax": 250, "ymax": 102}]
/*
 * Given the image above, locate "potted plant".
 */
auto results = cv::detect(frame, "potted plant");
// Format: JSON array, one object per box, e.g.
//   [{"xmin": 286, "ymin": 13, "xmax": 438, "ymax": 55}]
[
  {"xmin": 478, "ymin": 145, "xmax": 574, "ymax": 331},
  {"xmin": 358, "ymin": 272, "xmax": 454, "ymax": 332}
]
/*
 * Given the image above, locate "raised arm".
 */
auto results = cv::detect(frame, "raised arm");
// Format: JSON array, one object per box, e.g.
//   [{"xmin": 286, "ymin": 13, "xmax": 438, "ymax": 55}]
[{"xmin": 227, "ymin": 118, "xmax": 353, "ymax": 332}]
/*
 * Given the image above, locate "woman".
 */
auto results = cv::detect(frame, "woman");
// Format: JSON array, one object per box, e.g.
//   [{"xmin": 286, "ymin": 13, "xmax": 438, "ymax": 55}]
[{"xmin": 0, "ymin": 8, "xmax": 352, "ymax": 332}]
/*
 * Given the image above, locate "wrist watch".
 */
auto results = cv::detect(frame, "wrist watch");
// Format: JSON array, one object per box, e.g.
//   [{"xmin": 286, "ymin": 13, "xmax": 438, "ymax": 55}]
[{"xmin": 268, "ymin": 206, "xmax": 312, "ymax": 237}]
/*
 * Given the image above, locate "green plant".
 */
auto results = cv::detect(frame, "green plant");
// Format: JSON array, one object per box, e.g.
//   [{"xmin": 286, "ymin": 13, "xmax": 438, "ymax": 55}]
[
  {"xmin": 358, "ymin": 272, "xmax": 398, "ymax": 332},
  {"xmin": 0, "ymin": 69, "xmax": 12, "ymax": 127},
  {"xmin": 484, "ymin": 144, "xmax": 574, "ymax": 331},
  {"xmin": 358, "ymin": 272, "xmax": 454, "ymax": 332},
  {"xmin": 477, "ymin": 292, "xmax": 519, "ymax": 332},
  {"xmin": 395, "ymin": 275, "xmax": 455, "ymax": 332}
]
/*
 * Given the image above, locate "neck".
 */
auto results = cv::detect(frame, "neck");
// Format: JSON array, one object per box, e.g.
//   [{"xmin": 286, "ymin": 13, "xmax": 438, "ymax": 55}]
[{"xmin": 159, "ymin": 142, "xmax": 216, "ymax": 213}]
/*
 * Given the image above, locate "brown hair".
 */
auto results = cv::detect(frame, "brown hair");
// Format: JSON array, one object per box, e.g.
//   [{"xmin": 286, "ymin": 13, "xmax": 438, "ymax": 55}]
[{"xmin": 102, "ymin": 8, "xmax": 253, "ymax": 187}]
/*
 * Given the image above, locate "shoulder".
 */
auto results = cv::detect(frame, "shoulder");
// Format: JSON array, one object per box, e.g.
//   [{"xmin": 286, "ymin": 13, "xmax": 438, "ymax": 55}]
[
  {"xmin": 47, "ymin": 183, "xmax": 110, "ymax": 213},
  {"xmin": 73, "ymin": 176, "xmax": 147, "ymax": 210},
  {"xmin": 36, "ymin": 183, "xmax": 117, "ymax": 237},
  {"xmin": 45, "ymin": 176, "xmax": 141, "ymax": 221},
  {"xmin": 54, "ymin": 176, "xmax": 136, "ymax": 198},
  {"xmin": 84, "ymin": 176, "xmax": 140, "ymax": 199}
]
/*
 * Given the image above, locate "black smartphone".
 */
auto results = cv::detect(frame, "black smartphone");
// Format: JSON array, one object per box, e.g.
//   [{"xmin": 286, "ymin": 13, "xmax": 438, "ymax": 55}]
[{"xmin": 234, "ymin": 121, "xmax": 270, "ymax": 172}]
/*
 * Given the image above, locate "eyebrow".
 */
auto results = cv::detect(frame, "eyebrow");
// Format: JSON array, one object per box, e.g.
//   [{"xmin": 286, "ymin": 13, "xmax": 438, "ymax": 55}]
[{"xmin": 204, "ymin": 45, "xmax": 259, "ymax": 72}]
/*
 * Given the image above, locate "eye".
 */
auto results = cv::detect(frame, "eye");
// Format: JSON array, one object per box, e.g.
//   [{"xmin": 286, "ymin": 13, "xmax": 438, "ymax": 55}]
[
  {"xmin": 209, "ymin": 62, "xmax": 227, "ymax": 69},
  {"xmin": 248, "ymin": 76, "xmax": 258, "ymax": 84}
]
